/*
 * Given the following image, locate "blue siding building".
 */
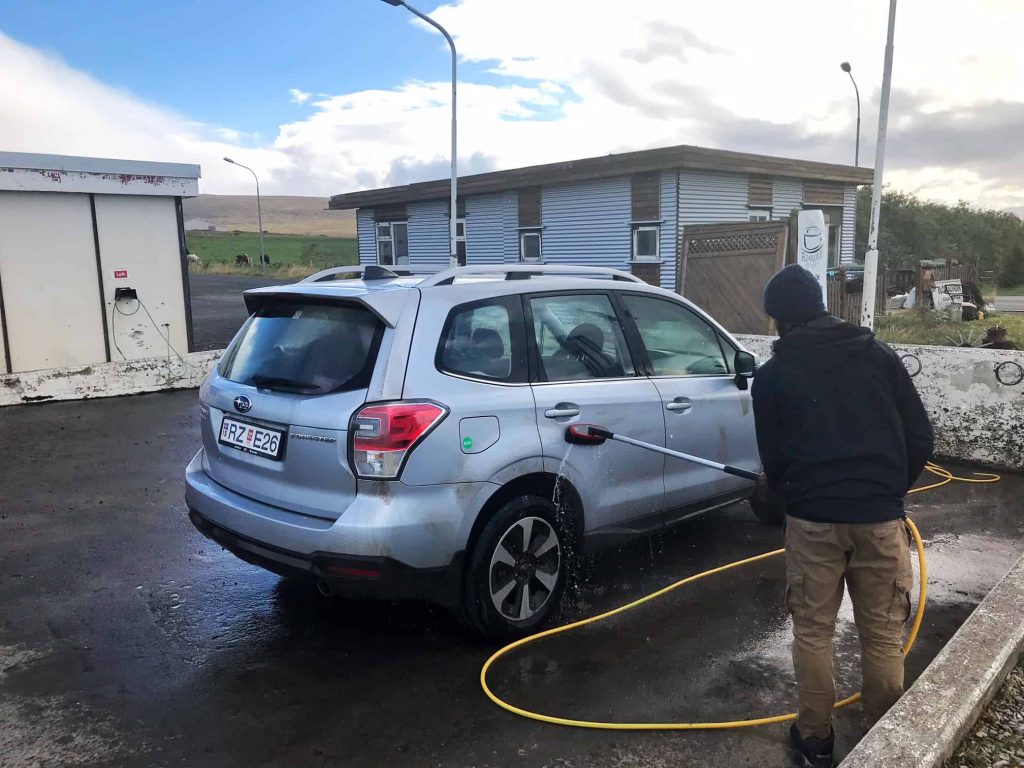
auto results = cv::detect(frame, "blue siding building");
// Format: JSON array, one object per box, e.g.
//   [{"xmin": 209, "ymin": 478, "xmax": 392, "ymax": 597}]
[{"xmin": 330, "ymin": 144, "xmax": 872, "ymax": 292}]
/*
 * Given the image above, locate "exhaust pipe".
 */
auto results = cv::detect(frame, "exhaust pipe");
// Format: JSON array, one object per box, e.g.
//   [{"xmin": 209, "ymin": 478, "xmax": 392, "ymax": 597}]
[{"xmin": 316, "ymin": 580, "xmax": 334, "ymax": 597}]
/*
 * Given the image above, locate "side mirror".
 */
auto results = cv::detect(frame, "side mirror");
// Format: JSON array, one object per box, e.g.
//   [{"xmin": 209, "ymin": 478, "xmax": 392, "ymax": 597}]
[{"xmin": 734, "ymin": 350, "xmax": 756, "ymax": 391}]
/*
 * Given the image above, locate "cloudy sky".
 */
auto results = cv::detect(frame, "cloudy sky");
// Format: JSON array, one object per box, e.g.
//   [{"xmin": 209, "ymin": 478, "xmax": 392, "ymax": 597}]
[{"xmin": 1, "ymin": 0, "xmax": 1022, "ymax": 214}]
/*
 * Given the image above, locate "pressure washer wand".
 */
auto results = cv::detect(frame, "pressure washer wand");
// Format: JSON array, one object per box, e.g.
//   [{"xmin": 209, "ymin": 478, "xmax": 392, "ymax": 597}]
[{"xmin": 565, "ymin": 424, "xmax": 764, "ymax": 482}]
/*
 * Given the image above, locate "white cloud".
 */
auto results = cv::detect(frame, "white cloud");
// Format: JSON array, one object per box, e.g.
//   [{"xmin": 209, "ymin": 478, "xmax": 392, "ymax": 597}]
[{"xmin": 2, "ymin": 0, "xmax": 1024, "ymax": 213}]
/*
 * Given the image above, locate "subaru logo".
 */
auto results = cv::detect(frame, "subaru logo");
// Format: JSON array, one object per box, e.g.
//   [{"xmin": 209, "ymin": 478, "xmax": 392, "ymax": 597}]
[{"xmin": 233, "ymin": 395, "xmax": 252, "ymax": 413}]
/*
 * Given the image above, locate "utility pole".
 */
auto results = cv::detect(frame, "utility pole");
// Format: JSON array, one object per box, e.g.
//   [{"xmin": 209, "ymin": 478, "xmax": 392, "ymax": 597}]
[
  {"xmin": 381, "ymin": 0, "xmax": 459, "ymax": 267},
  {"xmin": 861, "ymin": 0, "xmax": 897, "ymax": 329}
]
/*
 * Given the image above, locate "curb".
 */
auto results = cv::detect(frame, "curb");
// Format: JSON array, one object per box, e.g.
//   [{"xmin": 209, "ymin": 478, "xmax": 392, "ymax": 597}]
[
  {"xmin": 840, "ymin": 550, "xmax": 1024, "ymax": 767},
  {"xmin": 0, "ymin": 350, "xmax": 220, "ymax": 406}
]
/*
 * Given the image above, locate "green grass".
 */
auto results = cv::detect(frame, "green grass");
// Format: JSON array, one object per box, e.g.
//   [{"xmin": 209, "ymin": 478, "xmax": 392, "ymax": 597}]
[
  {"xmin": 997, "ymin": 284, "xmax": 1024, "ymax": 296},
  {"xmin": 875, "ymin": 311, "xmax": 1024, "ymax": 348},
  {"xmin": 185, "ymin": 231, "xmax": 358, "ymax": 277}
]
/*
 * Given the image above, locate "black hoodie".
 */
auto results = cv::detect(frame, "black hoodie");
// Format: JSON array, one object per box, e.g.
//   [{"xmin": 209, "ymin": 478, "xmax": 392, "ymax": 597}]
[{"xmin": 751, "ymin": 315, "xmax": 934, "ymax": 523}]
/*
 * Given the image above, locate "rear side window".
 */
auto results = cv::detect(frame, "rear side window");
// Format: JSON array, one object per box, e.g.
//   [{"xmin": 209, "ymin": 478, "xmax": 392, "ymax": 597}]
[
  {"xmin": 219, "ymin": 301, "xmax": 383, "ymax": 394},
  {"xmin": 438, "ymin": 297, "xmax": 526, "ymax": 382}
]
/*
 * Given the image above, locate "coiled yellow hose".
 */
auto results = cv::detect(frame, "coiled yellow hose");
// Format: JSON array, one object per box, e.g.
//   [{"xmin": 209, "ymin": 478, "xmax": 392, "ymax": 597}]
[{"xmin": 480, "ymin": 462, "xmax": 1000, "ymax": 730}]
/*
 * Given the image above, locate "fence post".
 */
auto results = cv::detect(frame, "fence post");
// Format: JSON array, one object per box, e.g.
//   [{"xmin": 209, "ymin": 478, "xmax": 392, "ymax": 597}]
[{"xmin": 838, "ymin": 266, "xmax": 847, "ymax": 321}]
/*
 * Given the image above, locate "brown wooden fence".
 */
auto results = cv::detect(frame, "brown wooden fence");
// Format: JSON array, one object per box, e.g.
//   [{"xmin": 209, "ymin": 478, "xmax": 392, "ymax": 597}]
[
  {"xmin": 677, "ymin": 221, "xmax": 788, "ymax": 334},
  {"xmin": 827, "ymin": 268, "xmax": 887, "ymax": 325}
]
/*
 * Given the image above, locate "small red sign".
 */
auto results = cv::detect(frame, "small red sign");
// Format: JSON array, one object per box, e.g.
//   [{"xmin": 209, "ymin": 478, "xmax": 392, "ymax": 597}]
[{"xmin": 113, "ymin": 269, "xmax": 128, "ymax": 279}]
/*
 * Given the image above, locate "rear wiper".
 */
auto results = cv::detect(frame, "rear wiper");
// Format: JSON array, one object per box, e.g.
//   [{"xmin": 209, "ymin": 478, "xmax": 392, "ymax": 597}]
[{"xmin": 249, "ymin": 373, "xmax": 318, "ymax": 392}]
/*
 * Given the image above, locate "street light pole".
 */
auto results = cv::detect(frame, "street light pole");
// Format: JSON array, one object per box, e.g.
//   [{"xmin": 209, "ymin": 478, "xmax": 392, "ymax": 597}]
[
  {"xmin": 840, "ymin": 62, "xmax": 861, "ymax": 166},
  {"xmin": 860, "ymin": 0, "xmax": 898, "ymax": 329},
  {"xmin": 381, "ymin": 0, "xmax": 459, "ymax": 267},
  {"xmin": 224, "ymin": 157, "xmax": 266, "ymax": 274}
]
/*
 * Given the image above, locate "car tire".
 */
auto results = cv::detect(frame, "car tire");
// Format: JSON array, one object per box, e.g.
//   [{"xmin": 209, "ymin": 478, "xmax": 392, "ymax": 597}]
[
  {"xmin": 750, "ymin": 484, "xmax": 786, "ymax": 526},
  {"xmin": 463, "ymin": 495, "xmax": 568, "ymax": 642}
]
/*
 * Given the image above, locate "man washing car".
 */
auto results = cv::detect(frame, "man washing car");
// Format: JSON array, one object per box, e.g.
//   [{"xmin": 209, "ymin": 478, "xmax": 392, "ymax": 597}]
[{"xmin": 752, "ymin": 265, "xmax": 934, "ymax": 768}]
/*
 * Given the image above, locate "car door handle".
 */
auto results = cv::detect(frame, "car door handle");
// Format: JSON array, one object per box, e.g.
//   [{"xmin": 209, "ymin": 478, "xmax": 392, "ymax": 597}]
[
  {"xmin": 544, "ymin": 406, "xmax": 581, "ymax": 419},
  {"xmin": 666, "ymin": 398, "xmax": 693, "ymax": 413}
]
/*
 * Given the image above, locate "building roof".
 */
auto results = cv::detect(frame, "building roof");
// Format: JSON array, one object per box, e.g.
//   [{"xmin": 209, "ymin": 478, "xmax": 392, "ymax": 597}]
[
  {"xmin": 329, "ymin": 143, "xmax": 873, "ymax": 210},
  {"xmin": 0, "ymin": 152, "xmax": 201, "ymax": 179},
  {"xmin": 0, "ymin": 152, "xmax": 202, "ymax": 197}
]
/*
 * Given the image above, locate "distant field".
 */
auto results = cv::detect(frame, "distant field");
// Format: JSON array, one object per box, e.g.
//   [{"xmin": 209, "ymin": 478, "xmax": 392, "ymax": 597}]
[
  {"xmin": 182, "ymin": 194, "xmax": 356, "ymax": 237},
  {"xmin": 186, "ymin": 232, "xmax": 358, "ymax": 277}
]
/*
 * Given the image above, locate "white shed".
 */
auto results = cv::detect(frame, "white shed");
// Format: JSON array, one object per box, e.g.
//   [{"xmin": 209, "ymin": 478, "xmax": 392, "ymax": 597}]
[{"xmin": 0, "ymin": 152, "xmax": 201, "ymax": 374}]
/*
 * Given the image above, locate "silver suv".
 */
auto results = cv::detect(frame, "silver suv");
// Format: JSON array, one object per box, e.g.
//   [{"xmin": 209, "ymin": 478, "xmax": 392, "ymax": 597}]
[{"xmin": 185, "ymin": 264, "xmax": 773, "ymax": 639}]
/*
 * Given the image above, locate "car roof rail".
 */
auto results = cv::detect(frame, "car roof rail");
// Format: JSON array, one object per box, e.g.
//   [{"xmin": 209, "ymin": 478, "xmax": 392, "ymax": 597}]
[
  {"xmin": 418, "ymin": 264, "xmax": 645, "ymax": 286},
  {"xmin": 301, "ymin": 265, "xmax": 417, "ymax": 283}
]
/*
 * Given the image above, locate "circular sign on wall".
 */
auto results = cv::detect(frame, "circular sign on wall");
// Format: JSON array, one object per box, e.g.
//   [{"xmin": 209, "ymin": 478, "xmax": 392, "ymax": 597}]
[
  {"xmin": 994, "ymin": 361, "xmax": 1024, "ymax": 387},
  {"xmin": 900, "ymin": 353, "xmax": 922, "ymax": 378}
]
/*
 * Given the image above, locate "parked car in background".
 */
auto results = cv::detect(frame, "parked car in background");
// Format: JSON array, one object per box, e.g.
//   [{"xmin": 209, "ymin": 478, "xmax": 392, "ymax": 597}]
[
  {"xmin": 185, "ymin": 264, "xmax": 777, "ymax": 639},
  {"xmin": 828, "ymin": 265, "xmax": 864, "ymax": 292}
]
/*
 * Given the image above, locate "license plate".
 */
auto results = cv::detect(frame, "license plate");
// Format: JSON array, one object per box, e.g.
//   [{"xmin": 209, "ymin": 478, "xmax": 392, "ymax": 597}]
[{"xmin": 218, "ymin": 417, "xmax": 285, "ymax": 460}]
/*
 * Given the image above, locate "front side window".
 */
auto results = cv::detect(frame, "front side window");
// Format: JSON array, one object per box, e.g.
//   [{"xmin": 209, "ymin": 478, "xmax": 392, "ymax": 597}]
[
  {"xmin": 376, "ymin": 221, "xmax": 409, "ymax": 266},
  {"xmin": 622, "ymin": 294, "xmax": 728, "ymax": 376},
  {"xmin": 632, "ymin": 225, "xmax": 660, "ymax": 260},
  {"xmin": 520, "ymin": 231, "xmax": 542, "ymax": 261},
  {"xmin": 748, "ymin": 209, "xmax": 772, "ymax": 222},
  {"xmin": 219, "ymin": 301, "xmax": 383, "ymax": 394},
  {"xmin": 529, "ymin": 294, "xmax": 634, "ymax": 381},
  {"xmin": 438, "ymin": 299, "xmax": 522, "ymax": 382}
]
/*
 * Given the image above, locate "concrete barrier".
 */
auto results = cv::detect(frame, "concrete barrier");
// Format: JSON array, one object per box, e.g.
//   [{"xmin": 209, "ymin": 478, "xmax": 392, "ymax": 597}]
[
  {"xmin": 0, "ymin": 351, "xmax": 220, "ymax": 406},
  {"xmin": 839, "ymin": 551, "xmax": 1024, "ymax": 768},
  {"xmin": 736, "ymin": 335, "xmax": 1024, "ymax": 472}
]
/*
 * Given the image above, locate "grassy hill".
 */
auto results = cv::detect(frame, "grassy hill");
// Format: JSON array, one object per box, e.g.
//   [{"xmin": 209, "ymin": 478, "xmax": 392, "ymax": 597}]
[{"xmin": 183, "ymin": 194, "xmax": 356, "ymax": 237}]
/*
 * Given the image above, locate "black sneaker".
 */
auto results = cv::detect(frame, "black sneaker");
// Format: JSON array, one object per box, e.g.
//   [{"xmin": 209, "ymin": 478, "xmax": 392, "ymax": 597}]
[{"xmin": 789, "ymin": 723, "xmax": 834, "ymax": 768}]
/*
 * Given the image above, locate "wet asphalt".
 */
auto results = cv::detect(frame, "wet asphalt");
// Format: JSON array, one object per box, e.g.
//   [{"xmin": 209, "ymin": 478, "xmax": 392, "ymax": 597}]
[{"xmin": 1, "ymin": 390, "xmax": 1022, "ymax": 768}]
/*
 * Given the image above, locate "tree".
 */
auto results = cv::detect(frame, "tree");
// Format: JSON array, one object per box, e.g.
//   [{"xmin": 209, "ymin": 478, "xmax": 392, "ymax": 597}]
[
  {"xmin": 855, "ymin": 187, "xmax": 1024, "ymax": 277},
  {"xmin": 1002, "ymin": 244, "xmax": 1024, "ymax": 288}
]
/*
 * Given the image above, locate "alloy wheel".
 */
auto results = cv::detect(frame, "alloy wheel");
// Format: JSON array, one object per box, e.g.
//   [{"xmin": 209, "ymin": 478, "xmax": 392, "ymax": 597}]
[{"xmin": 488, "ymin": 515, "xmax": 561, "ymax": 621}]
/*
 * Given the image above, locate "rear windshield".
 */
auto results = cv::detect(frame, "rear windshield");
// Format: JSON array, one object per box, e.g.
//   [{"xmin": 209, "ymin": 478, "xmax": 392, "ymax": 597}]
[{"xmin": 219, "ymin": 301, "xmax": 383, "ymax": 395}]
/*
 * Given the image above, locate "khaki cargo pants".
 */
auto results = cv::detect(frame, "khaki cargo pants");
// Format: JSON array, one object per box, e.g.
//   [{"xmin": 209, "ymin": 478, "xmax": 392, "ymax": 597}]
[{"xmin": 785, "ymin": 516, "xmax": 913, "ymax": 739}]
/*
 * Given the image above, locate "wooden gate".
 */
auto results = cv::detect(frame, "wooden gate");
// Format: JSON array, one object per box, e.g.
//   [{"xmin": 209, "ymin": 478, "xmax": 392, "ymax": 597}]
[{"xmin": 678, "ymin": 221, "xmax": 789, "ymax": 334}]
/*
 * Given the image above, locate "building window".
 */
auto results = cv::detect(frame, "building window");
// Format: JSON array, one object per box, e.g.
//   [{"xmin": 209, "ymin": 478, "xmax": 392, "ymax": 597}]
[
  {"xmin": 520, "ymin": 230, "xmax": 542, "ymax": 262},
  {"xmin": 829, "ymin": 224, "xmax": 841, "ymax": 268},
  {"xmin": 456, "ymin": 218, "xmax": 467, "ymax": 264},
  {"xmin": 376, "ymin": 221, "xmax": 408, "ymax": 266},
  {"xmin": 632, "ymin": 225, "xmax": 660, "ymax": 260},
  {"xmin": 748, "ymin": 209, "xmax": 772, "ymax": 222}
]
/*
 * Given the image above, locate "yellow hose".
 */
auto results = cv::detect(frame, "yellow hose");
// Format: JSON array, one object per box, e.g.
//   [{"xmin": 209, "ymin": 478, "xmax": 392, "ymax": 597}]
[{"xmin": 479, "ymin": 462, "xmax": 1000, "ymax": 730}]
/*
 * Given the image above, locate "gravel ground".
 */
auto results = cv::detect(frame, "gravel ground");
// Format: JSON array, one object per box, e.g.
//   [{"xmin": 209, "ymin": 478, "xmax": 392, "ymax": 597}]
[{"xmin": 946, "ymin": 656, "xmax": 1024, "ymax": 768}]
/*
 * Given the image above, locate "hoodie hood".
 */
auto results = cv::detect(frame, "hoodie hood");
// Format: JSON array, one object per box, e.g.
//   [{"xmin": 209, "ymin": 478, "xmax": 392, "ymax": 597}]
[{"xmin": 772, "ymin": 315, "xmax": 875, "ymax": 361}]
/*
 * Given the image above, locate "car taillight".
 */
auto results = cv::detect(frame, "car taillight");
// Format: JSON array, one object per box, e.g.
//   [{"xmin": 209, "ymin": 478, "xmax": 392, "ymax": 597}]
[{"xmin": 350, "ymin": 401, "xmax": 448, "ymax": 479}]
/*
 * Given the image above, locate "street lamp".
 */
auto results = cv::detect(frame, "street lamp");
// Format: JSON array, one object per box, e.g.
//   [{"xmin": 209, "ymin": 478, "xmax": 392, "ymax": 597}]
[
  {"xmin": 224, "ymin": 157, "xmax": 266, "ymax": 274},
  {"xmin": 381, "ymin": 0, "xmax": 460, "ymax": 267},
  {"xmin": 840, "ymin": 62, "xmax": 861, "ymax": 167}
]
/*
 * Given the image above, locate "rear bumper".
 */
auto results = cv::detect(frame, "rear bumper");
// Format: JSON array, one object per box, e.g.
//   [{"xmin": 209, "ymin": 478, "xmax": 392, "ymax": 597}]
[
  {"xmin": 188, "ymin": 509, "xmax": 464, "ymax": 604},
  {"xmin": 184, "ymin": 449, "xmax": 497, "ymax": 606}
]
